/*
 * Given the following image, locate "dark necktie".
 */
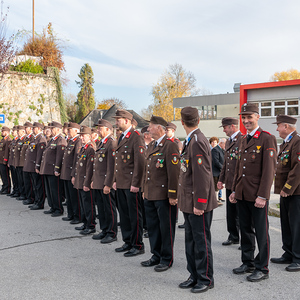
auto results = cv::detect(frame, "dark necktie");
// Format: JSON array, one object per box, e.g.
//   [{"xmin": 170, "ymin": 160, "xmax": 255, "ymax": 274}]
[
  {"xmin": 118, "ymin": 133, "xmax": 124, "ymax": 145},
  {"xmin": 247, "ymin": 134, "xmax": 252, "ymax": 143},
  {"xmin": 153, "ymin": 141, "xmax": 158, "ymax": 149}
]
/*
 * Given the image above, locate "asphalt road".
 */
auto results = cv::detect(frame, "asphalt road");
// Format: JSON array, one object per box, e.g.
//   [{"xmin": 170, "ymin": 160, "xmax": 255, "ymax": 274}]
[{"xmin": 0, "ymin": 192, "xmax": 299, "ymax": 300}]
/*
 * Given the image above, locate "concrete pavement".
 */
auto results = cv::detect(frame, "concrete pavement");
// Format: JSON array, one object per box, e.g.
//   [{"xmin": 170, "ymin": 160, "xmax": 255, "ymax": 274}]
[{"xmin": 0, "ymin": 190, "xmax": 299, "ymax": 300}]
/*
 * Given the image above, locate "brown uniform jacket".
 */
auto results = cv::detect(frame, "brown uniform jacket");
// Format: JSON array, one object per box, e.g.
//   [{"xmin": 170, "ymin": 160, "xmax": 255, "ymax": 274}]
[
  {"xmin": 115, "ymin": 128, "xmax": 145, "ymax": 189},
  {"xmin": 14, "ymin": 135, "xmax": 27, "ymax": 167},
  {"xmin": 19, "ymin": 134, "xmax": 34, "ymax": 167},
  {"xmin": 73, "ymin": 142, "xmax": 95, "ymax": 189},
  {"xmin": 92, "ymin": 134, "xmax": 116, "ymax": 190},
  {"xmin": 274, "ymin": 131, "xmax": 300, "ymax": 195},
  {"xmin": 219, "ymin": 131, "xmax": 243, "ymax": 190},
  {"xmin": 232, "ymin": 127, "xmax": 277, "ymax": 201},
  {"xmin": 60, "ymin": 135, "xmax": 82, "ymax": 181},
  {"xmin": 8, "ymin": 137, "xmax": 18, "ymax": 166},
  {"xmin": 178, "ymin": 129, "xmax": 218, "ymax": 213},
  {"xmin": 40, "ymin": 134, "xmax": 67, "ymax": 175},
  {"xmin": 143, "ymin": 136, "xmax": 180, "ymax": 201},
  {"xmin": 23, "ymin": 133, "xmax": 47, "ymax": 173},
  {"xmin": 173, "ymin": 137, "xmax": 183, "ymax": 153},
  {"xmin": 0, "ymin": 136, "xmax": 12, "ymax": 165}
]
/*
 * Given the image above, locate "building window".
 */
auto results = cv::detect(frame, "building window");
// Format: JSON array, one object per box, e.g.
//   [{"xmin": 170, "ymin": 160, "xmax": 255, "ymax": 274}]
[
  {"xmin": 253, "ymin": 99, "xmax": 300, "ymax": 117},
  {"xmin": 197, "ymin": 105, "xmax": 217, "ymax": 120}
]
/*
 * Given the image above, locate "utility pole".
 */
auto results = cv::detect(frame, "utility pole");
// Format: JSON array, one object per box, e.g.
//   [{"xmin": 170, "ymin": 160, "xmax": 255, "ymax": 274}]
[{"xmin": 32, "ymin": 0, "xmax": 35, "ymax": 40}]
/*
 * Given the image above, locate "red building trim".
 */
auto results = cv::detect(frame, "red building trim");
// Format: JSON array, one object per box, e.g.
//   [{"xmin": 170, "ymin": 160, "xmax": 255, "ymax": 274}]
[{"xmin": 239, "ymin": 79, "xmax": 300, "ymax": 133}]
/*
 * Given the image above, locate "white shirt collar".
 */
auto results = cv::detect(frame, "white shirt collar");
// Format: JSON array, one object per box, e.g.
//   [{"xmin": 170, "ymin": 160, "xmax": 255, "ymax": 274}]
[
  {"xmin": 284, "ymin": 131, "xmax": 295, "ymax": 143},
  {"xmin": 122, "ymin": 126, "xmax": 132, "ymax": 138},
  {"xmin": 230, "ymin": 130, "xmax": 240, "ymax": 140},
  {"xmin": 156, "ymin": 134, "xmax": 166, "ymax": 146},
  {"xmin": 186, "ymin": 128, "xmax": 198, "ymax": 144},
  {"xmin": 248, "ymin": 126, "xmax": 259, "ymax": 136}
]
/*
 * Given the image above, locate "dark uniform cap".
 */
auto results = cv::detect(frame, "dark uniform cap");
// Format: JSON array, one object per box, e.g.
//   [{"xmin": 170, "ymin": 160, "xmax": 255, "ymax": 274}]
[
  {"xmin": 12, "ymin": 126, "xmax": 18, "ymax": 131},
  {"xmin": 1, "ymin": 126, "xmax": 10, "ymax": 132},
  {"xmin": 63, "ymin": 122, "xmax": 69, "ymax": 128},
  {"xmin": 68, "ymin": 122, "xmax": 81, "ymax": 129},
  {"xmin": 148, "ymin": 115, "xmax": 168, "ymax": 127},
  {"xmin": 166, "ymin": 122, "xmax": 177, "ymax": 130},
  {"xmin": 47, "ymin": 122, "xmax": 52, "ymax": 127},
  {"xmin": 239, "ymin": 103, "xmax": 259, "ymax": 115},
  {"xmin": 181, "ymin": 106, "xmax": 199, "ymax": 122},
  {"xmin": 112, "ymin": 109, "xmax": 133, "ymax": 120},
  {"xmin": 79, "ymin": 125, "xmax": 92, "ymax": 135},
  {"xmin": 141, "ymin": 126, "xmax": 149, "ymax": 134},
  {"xmin": 91, "ymin": 128, "xmax": 98, "ymax": 134},
  {"xmin": 33, "ymin": 122, "xmax": 44, "ymax": 129},
  {"xmin": 23, "ymin": 122, "xmax": 33, "ymax": 128},
  {"xmin": 220, "ymin": 117, "xmax": 239, "ymax": 127},
  {"xmin": 94, "ymin": 119, "xmax": 113, "ymax": 130},
  {"xmin": 272, "ymin": 114, "xmax": 297, "ymax": 125},
  {"xmin": 49, "ymin": 121, "xmax": 63, "ymax": 129},
  {"xmin": 132, "ymin": 118, "xmax": 138, "ymax": 127},
  {"xmin": 17, "ymin": 125, "xmax": 25, "ymax": 130}
]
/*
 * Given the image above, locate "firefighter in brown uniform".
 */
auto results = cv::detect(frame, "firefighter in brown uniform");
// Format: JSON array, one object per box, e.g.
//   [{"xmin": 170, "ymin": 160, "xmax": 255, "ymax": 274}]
[
  {"xmin": 141, "ymin": 116, "xmax": 180, "ymax": 272},
  {"xmin": 23, "ymin": 122, "xmax": 47, "ymax": 209},
  {"xmin": 230, "ymin": 103, "xmax": 277, "ymax": 282},
  {"xmin": 59, "ymin": 122, "xmax": 82, "ymax": 224},
  {"xmin": 0, "ymin": 126, "xmax": 12, "ymax": 194},
  {"xmin": 177, "ymin": 107, "xmax": 218, "ymax": 294},
  {"xmin": 270, "ymin": 115, "xmax": 300, "ymax": 272},
  {"xmin": 7, "ymin": 126, "xmax": 19, "ymax": 197},
  {"xmin": 165, "ymin": 122, "xmax": 183, "ymax": 153},
  {"xmin": 91, "ymin": 128, "xmax": 101, "ymax": 148},
  {"xmin": 39, "ymin": 121, "xmax": 67, "ymax": 216},
  {"xmin": 21, "ymin": 122, "xmax": 35, "ymax": 205},
  {"xmin": 91, "ymin": 119, "xmax": 118, "ymax": 243},
  {"xmin": 15, "ymin": 125, "xmax": 28, "ymax": 201},
  {"xmin": 217, "ymin": 117, "xmax": 243, "ymax": 246},
  {"xmin": 113, "ymin": 109, "xmax": 145, "ymax": 256},
  {"xmin": 72, "ymin": 126, "xmax": 96, "ymax": 235}
]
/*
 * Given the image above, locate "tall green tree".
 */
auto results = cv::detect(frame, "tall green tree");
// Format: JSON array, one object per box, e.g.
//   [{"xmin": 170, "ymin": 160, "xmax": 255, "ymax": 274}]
[{"xmin": 75, "ymin": 63, "xmax": 95, "ymax": 122}]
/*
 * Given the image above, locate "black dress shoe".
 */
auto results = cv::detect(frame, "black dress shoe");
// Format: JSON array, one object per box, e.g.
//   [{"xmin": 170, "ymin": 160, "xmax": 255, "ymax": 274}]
[
  {"xmin": 286, "ymin": 262, "xmax": 300, "ymax": 272},
  {"xmin": 246, "ymin": 270, "xmax": 269, "ymax": 282},
  {"xmin": 101, "ymin": 236, "xmax": 117, "ymax": 244},
  {"xmin": 62, "ymin": 216, "xmax": 73, "ymax": 221},
  {"xmin": 141, "ymin": 258, "xmax": 159, "ymax": 267},
  {"xmin": 70, "ymin": 219, "xmax": 81, "ymax": 224},
  {"xmin": 115, "ymin": 243, "xmax": 132, "ymax": 252},
  {"xmin": 191, "ymin": 283, "xmax": 214, "ymax": 293},
  {"xmin": 44, "ymin": 209, "xmax": 54, "ymax": 214},
  {"xmin": 233, "ymin": 264, "xmax": 255, "ymax": 274},
  {"xmin": 222, "ymin": 239, "xmax": 239, "ymax": 246},
  {"xmin": 179, "ymin": 277, "xmax": 197, "ymax": 289},
  {"xmin": 75, "ymin": 225, "xmax": 85, "ymax": 231},
  {"xmin": 6, "ymin": 193, "xmax": 14, "ymax": 196},
  {"xmin": 30, "ymin": 204, "xmax": 44, "ymax": 210},
  {"xmin": 124, "ymin": 248, "xmax": 145, "ymax": 257},
  {"xmin": 271, "ymin": 256, "xmax": 292, "ymax": 264},
  {"xmin": 1, "ymin": 191, "xmax": 9, "ymax": 195},
  {"xmin": 178, "ymin": 224, "xmax": 185, "ymax": 229},
  {"xmin": 51, "ymin": 211, "xmax": 63, "ymax": 217},
  {"xmin": 92, "ymin": 232, "xmax": 106, "ymax": 240},
  {"xmin": 154, "ymin": 263, "xmax": 170, "ymax": 272},
  {"xmin": 11, "ymin": 194, "xmax": 20, "ymax": 198},
  {"xmin": 79, "ymin": 228, "xmax": 96, "ymax": 235},
  {"xmin": 16, "ymin": 196, "xmax": 26, "ymax": 200},
  {"xmin": 23, "ymin": 200, "xmax": 34, "ymax": 205}
]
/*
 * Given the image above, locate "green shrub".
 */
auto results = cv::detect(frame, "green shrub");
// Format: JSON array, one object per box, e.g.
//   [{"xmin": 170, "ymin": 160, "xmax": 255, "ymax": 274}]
[{"xmin": 11, "ymin": 59, "xmax": 44, "ymax": 74}]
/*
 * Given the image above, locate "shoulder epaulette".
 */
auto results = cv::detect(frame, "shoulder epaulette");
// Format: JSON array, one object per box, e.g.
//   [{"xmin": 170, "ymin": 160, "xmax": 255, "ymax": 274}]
[
  {"xmin": 262, "ymin": 130, "xmax": 271, "ymax": 135},
  {"xmin": 167, "ymin": 138, "xmax": 174, "ymax": 142}
]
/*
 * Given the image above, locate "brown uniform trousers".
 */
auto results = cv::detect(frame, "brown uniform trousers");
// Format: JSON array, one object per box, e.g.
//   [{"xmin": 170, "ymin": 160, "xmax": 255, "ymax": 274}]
[
  {"xmin": 0, "ymin": 136, "xmax": 12, "ymax": 193},
  {"xmin": 72, "ymin": 142, "xmax": 96, "ymax": 229},
  {"xmin": 23, "ymin": 133, "xmax": 47, "ymax": 208},
  {"xmin": 274, "ymin": 131, "xmax": 300, "ymax": 263},
  {"xmin": 115, "ymin": 128, "xmax": 145, "ymax": 250},
  {"xmin": 60, "ymin": 136, "xmax": 82, "ymax": 221},
  {"xmin": 178, "ymin": 128, "xmax": 218, "ymax": 287},
  {"xmin": 232, "ymin": 127, "xmax": 277, "ymax": 273},
  {"xmin": 219, "ymin": 131, "xmax": 243, "ymax": 242},
  {"xmin": 40, "ymin": 134, "xmax": 67, "ymax": 214},
  {"xmin": 143, "ymin": 136, "xmax": 180, "ymax": 266},
  {"xmin": 92, "ymin": 134, "xmax": 117, "ymax": 238}
]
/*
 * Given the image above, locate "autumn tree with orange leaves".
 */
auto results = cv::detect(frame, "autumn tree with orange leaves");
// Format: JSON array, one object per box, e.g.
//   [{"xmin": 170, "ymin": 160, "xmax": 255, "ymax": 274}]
[
  {"xmin": 271, "ymin": 68, "xmax": 300, "ymax": 81},
  {"xmin": 17, "ymin": 23, "xmax": 65, "ymax": 71}
]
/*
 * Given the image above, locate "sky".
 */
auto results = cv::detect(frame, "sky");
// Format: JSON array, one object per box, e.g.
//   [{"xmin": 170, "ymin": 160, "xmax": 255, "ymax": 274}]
[{"xmin": 4, "ymin": 0, "xmax": 300, "ymax": 114}]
